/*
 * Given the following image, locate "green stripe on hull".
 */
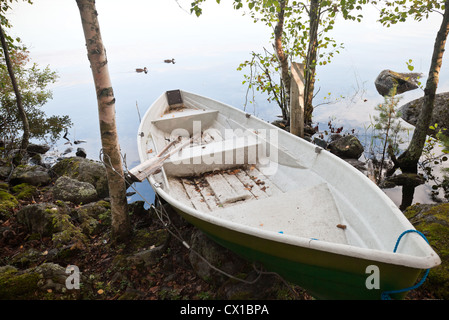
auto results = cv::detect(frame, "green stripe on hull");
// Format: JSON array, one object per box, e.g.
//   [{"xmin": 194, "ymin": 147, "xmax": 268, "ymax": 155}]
[{"xmin": 174, "ymin": 208, "xmax": 422, "ymax": 300}]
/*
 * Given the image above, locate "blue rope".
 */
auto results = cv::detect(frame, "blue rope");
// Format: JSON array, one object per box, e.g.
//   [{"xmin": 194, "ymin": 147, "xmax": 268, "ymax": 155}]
[{"xmin": 381, "ymin": 230, "xmax": 430, "ymax": 300}]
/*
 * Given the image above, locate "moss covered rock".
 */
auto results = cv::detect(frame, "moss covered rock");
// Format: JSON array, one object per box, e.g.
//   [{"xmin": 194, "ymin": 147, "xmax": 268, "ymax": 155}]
[
  {"xmin": 16, "ymin": 203, "xmax": 60, "ymax": 236},
  {"xmin": 11, "ymin": 183, "xmax": 38, "ymax": 200},
  {"xmin": 52, "ymin": 176, "xmax": 98, "ymax": 205},
  {"xmin": 0, "ymin": 188, "xmax": 18, "ymax": 219},
  {"xmin": 0, "ymin": 263, "xmax": 88, "ymax": 299},
  {"xmin": 10, "ymin": 164, "xmax": 51, "ymax": 186},
  {"xmin": 0, "ymin": 265, "xmax": 40, "ymax": 299},
  {"xmin": 51, "ymin": 157, "xmax": 109, "ymax": 198},
  {"xmin": 16, "ymin": 202, "xmax": 87, "ymax": 247},
  {"xmin": 74, "ymin": 201, "xmax": 111, "ymax": 236},
  {"xmin": 404, "ymin": 203, "xmax": 449, "ymax": 299}
]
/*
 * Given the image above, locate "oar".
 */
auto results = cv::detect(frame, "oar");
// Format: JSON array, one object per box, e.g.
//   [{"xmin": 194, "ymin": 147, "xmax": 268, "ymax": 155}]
[{"xmin": 127, "ymin": 134, "xmax": 198, "ymax": 182}]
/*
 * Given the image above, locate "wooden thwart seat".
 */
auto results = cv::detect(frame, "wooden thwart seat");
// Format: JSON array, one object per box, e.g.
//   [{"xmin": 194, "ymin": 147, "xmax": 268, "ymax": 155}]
[
  {"xmin": 151, "ymin": 109, "xmax": 219, "ymax": 136},
  {"xmin": 163, "ymin": 135, "xmax": 262, "ymax": 177}
]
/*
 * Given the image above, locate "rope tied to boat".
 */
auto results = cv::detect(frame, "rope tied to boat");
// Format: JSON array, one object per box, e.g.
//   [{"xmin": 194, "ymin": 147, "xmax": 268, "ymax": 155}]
[{"xmin": 381, "ymin": 230, "xmax": 430, "ymax": 300}]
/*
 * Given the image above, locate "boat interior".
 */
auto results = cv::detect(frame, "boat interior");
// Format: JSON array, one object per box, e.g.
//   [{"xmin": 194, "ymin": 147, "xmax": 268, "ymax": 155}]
[
  {"xmin": 140, "ymin": 90, "xmax": 348, "ymax": 245},
  {"xmin": 139, "ymin": 90, "xmax": 434, "ymax": 259}
]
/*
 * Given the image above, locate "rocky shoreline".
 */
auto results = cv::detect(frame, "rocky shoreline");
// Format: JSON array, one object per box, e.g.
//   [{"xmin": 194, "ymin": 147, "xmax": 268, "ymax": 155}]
[
  {"xmin": 0, "ymin": 147, "xmax": 311, "ymax": 300},
  {"xmin": 1, "ymin": 143, "xmax": 448, "ymax": 300}
]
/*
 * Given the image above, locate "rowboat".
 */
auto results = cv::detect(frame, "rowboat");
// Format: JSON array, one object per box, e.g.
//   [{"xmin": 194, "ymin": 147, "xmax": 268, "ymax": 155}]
[{"xmin": 133, "ymin": 89, "xmax": 441, "ymax": 300}]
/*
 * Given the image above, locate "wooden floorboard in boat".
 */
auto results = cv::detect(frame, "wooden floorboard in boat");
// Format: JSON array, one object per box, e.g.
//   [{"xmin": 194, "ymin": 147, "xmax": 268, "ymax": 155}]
[
  {"xmin": 181, "ymin": 178, "xmax": 211, "ymax": 212},
  {"xmin": 167, "ymin": 167, "xmax": 281, "ymax": 212}
]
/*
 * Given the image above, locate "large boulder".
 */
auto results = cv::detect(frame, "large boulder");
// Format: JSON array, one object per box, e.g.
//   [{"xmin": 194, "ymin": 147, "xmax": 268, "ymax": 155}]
[
  {"xmin": 327, "ymin": 135, "xmax": 364, "ymax": 159},
  {"xmin": 51, "ymin": 157, "xmax": 108, "ymax": 198},
  {"xmin": 9, "ymin": 165, "xmax": 51, "ymax": 186},
  {"xmin": 400, "ymin": 92, "xmax": 449, "ymax": 137},
  {"xmin": 187, "ymin": 229, "xmax": 305, "ymax": 299},
  {"xmin": 16, "ymin": 202, "xmax": 89, "ymax": 248},
  {"xmin": 188, "ymin": 229, "xmax": 251, "ymax": 287},
  {"xmin": 0, "ymin": 263, "xmax": 87, "ymax": 299},
  {"xmin": 26, "ymin": 143, "xmax": 50, "ymax": 155},
  {"xmin": 0, "ymin": 163, "xmax": 12, "ymax": 180},
  {"xmin": 375, "ymin": 69, "xmax": 422, "ymax": 96},
  {"xmin": 52, "ymin": 176, "xmax": 98, "ymax": 204},
  {"xmin": 16, "ymin": 203, "xmax": 67, "ymax": 237}
]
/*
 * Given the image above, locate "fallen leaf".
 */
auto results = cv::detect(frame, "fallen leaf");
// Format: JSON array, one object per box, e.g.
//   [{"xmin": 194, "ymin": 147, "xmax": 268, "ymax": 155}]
[
  {"xmin": 97, "ymin": 289, "xmax": 104, "ymax": 295},
  {"xmin": 228, "ymin": 169, "xmax": 240, "ymax": 175}
]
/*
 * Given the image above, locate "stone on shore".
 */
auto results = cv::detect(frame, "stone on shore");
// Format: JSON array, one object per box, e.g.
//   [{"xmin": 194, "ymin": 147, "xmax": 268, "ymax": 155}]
[
  {"xmin": 400, "ymin": 92, "xmax": 449, "ymax": 137},
  {"xmin": 51, "ymin": 157, "xmax": 108, "ymax": 198},
  {"xmin": 327, "ymin": 134, "xmax": 364, "ymax": 159},
  {"xmin": 10, "ymin": 165, "xmax": 51, "ymax": 186},
  {"xmin": 52, "ymin": 176, "xmax": 98, "ymax": 204},
  {"xmin": 375, "ymin": 69, "xmax": 422, "ymax": 96}
]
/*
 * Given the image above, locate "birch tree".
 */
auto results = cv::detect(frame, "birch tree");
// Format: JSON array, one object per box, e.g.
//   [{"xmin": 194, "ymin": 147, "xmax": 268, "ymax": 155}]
[
  {"xmin": 191, "ymin": 0, "xmax": 369, "ymax": 126},
  {"xmin": 379, "ymin": 0, "xmax": 449, "ymax": 173},
  {"xmin": 0, "ymin": 0, "xmax": 32, "ymax": 164},
  {"xmin": 76, "ymin": 0, "xmax": 131, "ymax": 243}
]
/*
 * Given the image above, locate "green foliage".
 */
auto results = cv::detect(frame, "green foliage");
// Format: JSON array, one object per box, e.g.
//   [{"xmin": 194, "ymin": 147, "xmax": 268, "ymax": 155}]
[
  {"xmin": 378, "ymin": 0, "xmax": 446, "ymax": 26},
  {"xmin": 433, "ymin": 123, "xmax": 449, "ymax": 154},
  {"xmin": 368, "ymin": 90, "xmax": 408, "ymax": 183},
  {"xmin": 0, "ymin": 0, "xmax": 33, "ymax": 51},
  {"xmin": 237, "ymin": 48, "xmax": 289, "ymax": 117},
  {"xmin": 191, "ymin": 0, "xmax": 371, "ymax": 122},
  {"xmin": 0, "ymin": 45, "xmax": 72, "ymax": 147},
  {"xmin": 371, "ymin": 95, "xmax": 406, "ymax": 154},
  {"xmin": 1, "ymin": 1, "xmax": 33, "ymax": 29},
  {"xmin": 419, "ymin": 131, "xmax": 449, "ymax": 200},
  {"xmin": 0, "ymin": 188, "xmax": 18, "ymax": 217}
]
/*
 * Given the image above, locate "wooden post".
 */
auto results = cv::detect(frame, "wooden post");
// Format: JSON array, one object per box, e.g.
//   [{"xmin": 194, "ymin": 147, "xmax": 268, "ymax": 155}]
[{"xmin": 290, "ymin": 62, "xmax": 305, "ymax": 138}]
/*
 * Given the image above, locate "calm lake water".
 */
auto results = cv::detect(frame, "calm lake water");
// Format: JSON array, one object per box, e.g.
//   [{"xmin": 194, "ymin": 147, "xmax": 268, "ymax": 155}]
[{"xmin": 7, "ymin": 0, "xmax": 449, "ymax": 208}]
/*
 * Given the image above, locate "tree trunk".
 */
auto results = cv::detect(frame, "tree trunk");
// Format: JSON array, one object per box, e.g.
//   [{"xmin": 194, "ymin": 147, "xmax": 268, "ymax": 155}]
[
  {"xmin": 0, "ymin": 23, "xmax": 29, "ymax": 163},
  {"xmin": 274, "ymin": 0, "xmax": 290, "ymax": 121},
  {"xmin": 303, "ymin": 0, "xmax": 319, "ymax": 125},
  {"xmin": 397, "ymin": 1, "xmax": 449, "ymax": 173},
  {"xmin": 76, "ymin": 0, "xmax": 131, "ymax": 243},
  {"xmin": 290, "ymin": 62, "xmax": 305, "ymax": 138}
]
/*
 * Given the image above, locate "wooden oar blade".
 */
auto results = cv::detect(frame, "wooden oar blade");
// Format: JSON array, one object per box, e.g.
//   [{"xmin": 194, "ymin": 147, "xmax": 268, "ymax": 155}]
[
  {"xmin": 127, "ymin": 134, "xmax": 198, "ymax": 182},
  {"xmin": 127, "ymin": 154, "xmax": 169, "ymax": 182}
]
